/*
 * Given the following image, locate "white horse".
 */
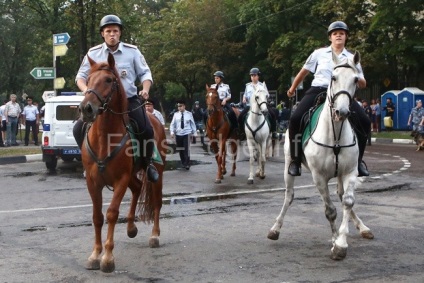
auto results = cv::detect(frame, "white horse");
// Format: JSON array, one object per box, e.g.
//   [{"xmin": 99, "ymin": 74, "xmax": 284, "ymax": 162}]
[
  {"xmin": 268, "ymin": 52, "xmax": 374, "ymax": 260},
  {"xmin": 245, "ymin": 82, "xmax": 271, "ymax": 184}
]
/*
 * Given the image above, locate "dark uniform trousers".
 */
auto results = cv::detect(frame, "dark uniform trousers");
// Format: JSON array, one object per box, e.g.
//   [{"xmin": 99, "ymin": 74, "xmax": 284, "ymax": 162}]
[{"xmin": 288, "ymin": 86, "xmax": 370, "ymax": 162}]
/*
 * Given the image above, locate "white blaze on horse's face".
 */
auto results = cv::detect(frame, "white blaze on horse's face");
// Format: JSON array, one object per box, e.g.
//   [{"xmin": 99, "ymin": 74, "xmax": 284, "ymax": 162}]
[
  {"xmin": 252, "ymin": 88, "xmax": 269, "ymax": 114},
  {"xmin": 330, "ymin": 57, "xmax": 359, "ymax": 121}
]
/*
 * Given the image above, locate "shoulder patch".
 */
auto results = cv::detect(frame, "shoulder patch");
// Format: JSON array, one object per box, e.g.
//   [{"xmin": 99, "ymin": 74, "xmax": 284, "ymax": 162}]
[
  {"xmin": 88, "ymin": 44, "xmax": 102, "ymax": 51},
  {"xmin": 123, "ymin": 43, "xmax": 137, "ymax": 49}
]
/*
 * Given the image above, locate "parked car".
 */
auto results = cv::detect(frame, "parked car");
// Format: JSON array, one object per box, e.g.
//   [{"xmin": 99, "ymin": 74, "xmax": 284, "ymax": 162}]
[{"xmin": 41, "ymin": 94, "xmax": 83, "ymax": 170}]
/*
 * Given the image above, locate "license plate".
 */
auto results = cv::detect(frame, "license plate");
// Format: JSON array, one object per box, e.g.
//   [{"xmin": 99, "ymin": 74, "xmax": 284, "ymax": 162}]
[{"xmin": 63, "ymin": 149, "xmax": 81, "ymax": 155}]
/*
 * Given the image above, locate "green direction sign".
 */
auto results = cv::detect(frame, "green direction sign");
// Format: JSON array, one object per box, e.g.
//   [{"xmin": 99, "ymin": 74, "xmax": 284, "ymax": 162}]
[{"xmin": 30, "ymin": 67, "xmax": 55, "ymax": 79}]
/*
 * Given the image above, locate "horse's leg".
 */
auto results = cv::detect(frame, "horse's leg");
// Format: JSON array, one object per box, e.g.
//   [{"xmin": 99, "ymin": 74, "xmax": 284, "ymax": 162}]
[
  {"xmin": 258, "ymin": 138, "xmax": 267, "ymax": 179},
  {"xmin": 268, "ymin": 152, "xmax": 295, "ymax": 240},
  {"xmin": 210, "ymin": 140, "xmax": 221, "ymax": 183},
  {"xmin": 227, "ymin": 137, "xmax": 237, "ymax": 176},
  {"xmin": 336, "ymin": 179, "xmax": 374, "ymax": 240},
  {"xmin": 147, "ymin": 178, "xmax": 163, "ymax": 248},
  {"xmin": 86, "ymin": 181, "xmax": 104, "ymax": 270},
  {"xmin": 331, "ymin": 174, "xmax": 357, "ymax": 260},
  {"xmin": 247, "ymin": 138, "xmax": 255, "ymax": 184},
  {"xmin": 100, "ymin": 180, "xmax": 129, "ymax": 273},
  {"xmin": 127, "ymin": 175, "xmax": 142, "ymax": 239},
  {"xmin": 221, "ymin": 138, "xmax": 227, "ymax": 176}
]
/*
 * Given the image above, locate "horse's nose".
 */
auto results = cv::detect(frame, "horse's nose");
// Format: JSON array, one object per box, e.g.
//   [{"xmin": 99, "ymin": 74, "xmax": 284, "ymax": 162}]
[
  {"xmin": 335, "ymin": 108, "xmax": 350, "ymax": 119},
  {"xmin": 81, "ymin": 101, "xmax": 96, "ymax": 122}
]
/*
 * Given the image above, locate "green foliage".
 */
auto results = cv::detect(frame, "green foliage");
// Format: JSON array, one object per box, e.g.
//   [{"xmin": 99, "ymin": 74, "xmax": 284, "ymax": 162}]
[{"xmin": 0, "ymin": 0, "xmax": 423, "ymax": 108}]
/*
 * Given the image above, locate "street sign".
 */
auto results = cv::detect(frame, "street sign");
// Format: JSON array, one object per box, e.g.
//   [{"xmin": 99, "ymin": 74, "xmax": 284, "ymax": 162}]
[
  {"xmin": 54, "ymin": 77, "xmax": 66, "ymax": 89},
  {"xmin": 30, "ymin": 67, "xmax": 55, "ymax": 79},
  {"xmin": 53, "ymin": 33, "xmax": 70, "ymax": 45},
  {"xmin": 54, "ymin": 45, "xmax": 68, "ymax": 56}
]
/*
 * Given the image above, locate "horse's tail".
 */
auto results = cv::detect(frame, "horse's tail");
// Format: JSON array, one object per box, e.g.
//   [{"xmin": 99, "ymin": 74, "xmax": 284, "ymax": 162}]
[{"xmin": 137, "ymin": 172, "xmax": 155, "ymax": 223}]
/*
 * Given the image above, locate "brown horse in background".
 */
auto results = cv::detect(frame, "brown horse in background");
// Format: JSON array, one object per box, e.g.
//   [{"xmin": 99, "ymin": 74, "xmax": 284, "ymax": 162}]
[
  {"xmin": 79, "ymin": 53, "xmax": 166, "ymax": 273},
  {"xmin": 205, "ymin": 84, "xmax": 240, "ymax": 183}
]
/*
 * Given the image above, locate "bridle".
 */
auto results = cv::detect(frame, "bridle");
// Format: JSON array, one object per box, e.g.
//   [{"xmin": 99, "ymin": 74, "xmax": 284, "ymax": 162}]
[
  {"xmin": 246, "ymin": 89, "xmax": 268, "ymax": 141},
  {"xmin": 85, "ymin": 67, "xmax": 119, "ymax": 114},
  {"xmin": 205, "ymin": 89, "xmax": 225, "ymax": 134}
]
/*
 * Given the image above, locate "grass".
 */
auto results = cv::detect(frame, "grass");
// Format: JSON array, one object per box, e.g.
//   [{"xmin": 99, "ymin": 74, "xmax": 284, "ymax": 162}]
[
  {"xmin": 371, "ymin": 131, "xmax": 412, "ymax": 139},
  {"xmin": 0, "ymin": 129, "xmax": 42, "ymax": 157}
]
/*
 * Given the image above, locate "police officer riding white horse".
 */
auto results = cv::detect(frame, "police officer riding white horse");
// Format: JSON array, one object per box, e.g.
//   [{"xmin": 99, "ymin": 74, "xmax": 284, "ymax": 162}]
[{"xmin": 237, "ymin": 68, "xmax": 279, "ymax": 141}]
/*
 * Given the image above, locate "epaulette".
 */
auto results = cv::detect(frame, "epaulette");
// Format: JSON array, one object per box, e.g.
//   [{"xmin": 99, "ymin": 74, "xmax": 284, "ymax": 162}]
[
  {"xmin": 246, "ymin": 82, "xmax": 252, "ymax": 86},
  {"xmin": 88, "ymin": 44, "xmax": 102, "ymax": 51},
  {"xmin": 123, "ymin": 43, "xmax": 137, "ymax": 49}
]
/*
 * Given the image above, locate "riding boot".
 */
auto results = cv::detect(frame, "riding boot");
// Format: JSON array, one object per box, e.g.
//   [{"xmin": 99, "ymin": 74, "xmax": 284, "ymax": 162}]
[
  {"xmin": 73, "ymin": 120, "xmax": 87, "ymax": 149},
  {"xmin": 143, "ymin": 140, "xmax": 159, "ymax": 183},
  {"xmin": 356, "ymin": 132, "xmax": 369, "ymax": 177},
  {"xmin": 288, "ymin": 138, "xmax": 302, "ymax": 176}
]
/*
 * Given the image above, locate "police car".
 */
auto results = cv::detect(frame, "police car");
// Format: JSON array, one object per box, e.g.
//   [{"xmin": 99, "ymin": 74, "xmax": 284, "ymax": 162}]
[{"xmin": 41, "ymin": 92, "xmax": 83, "ymax": 170}]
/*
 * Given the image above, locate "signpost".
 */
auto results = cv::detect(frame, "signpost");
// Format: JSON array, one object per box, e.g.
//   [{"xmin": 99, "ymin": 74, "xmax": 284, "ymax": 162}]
[
  {"xmin": 30, "ymin": 32, "xmax": 71, "ymax": 96},
  {"xmin": 30, "ymin": 67, "xmax": 55, "ymax": 79}
]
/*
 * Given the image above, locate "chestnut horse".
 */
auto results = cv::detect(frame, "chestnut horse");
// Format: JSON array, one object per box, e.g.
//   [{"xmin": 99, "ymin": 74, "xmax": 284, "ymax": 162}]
[
  {"xmin": 79, "ymin": 53, "xmax": 166, "ymax": 273},
  {"xmin": 205, "ymin": 84, "xmax": 239, "ymax": 183}
]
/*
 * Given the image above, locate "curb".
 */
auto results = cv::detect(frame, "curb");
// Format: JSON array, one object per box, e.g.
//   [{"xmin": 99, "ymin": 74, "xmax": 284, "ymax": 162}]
[
  {"xmin": 0, "ymin": 154, "xmax": 42, "ymax": 165},
  {"xmin": 0, "ymin": 138, "xmax": 416, "ymax": 166}
]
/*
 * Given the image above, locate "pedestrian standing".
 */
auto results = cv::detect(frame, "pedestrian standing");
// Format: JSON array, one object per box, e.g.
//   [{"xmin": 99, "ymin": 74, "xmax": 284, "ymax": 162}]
[
  {"xmin": 22, "ymin": 96, "xmax": 40, "ymax": 146},
  {"xmin": 408, "ymin": 100, "xmax": 424, "ymax": 132},
  {"xmin": 191, "ymin": 101, "xmax": 205, "ymax": 145},
  {"xmin": 170, "ymin": 100, "xmax": 196, "ymax": 170},
  {"xmin": 0, "ymin": 100, "xmax": 7, "ymax": 147},
  {"xmin": 362, "ymin": 100, "xmax": 372, "ymax": 145},
  {"xmin": 4, "ymin": 94, "xmax": 22, "ymax": 146},
  {"xmin": 144, "ymin": 98, "xmax": 165, "ymax": 126}
]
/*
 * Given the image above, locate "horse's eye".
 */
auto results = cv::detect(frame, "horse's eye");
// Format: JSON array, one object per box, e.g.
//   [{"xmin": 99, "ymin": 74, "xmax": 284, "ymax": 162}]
[
  {"xmin": 354, "ymin": 77, "xmax": 359, "ymax": 83},
  {"xmin": 106, "ymin": 77, "xmax": 113, "ymax": 83},
  {"xmin": 331, "ymin": 76, "xmax": 336, "ymax": 81}
]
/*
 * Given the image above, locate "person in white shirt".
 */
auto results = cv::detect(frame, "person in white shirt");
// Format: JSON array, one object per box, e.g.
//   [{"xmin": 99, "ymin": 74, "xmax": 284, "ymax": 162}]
[
  {"xmin": 4, "ymin": 94, "xmax": 22, "ymax": 146},
  {"xmin": 0, "ymin": 100, "xmax": 7, "ymax": 146},
  {"xmin": 144, "ymin": 99, "xmax": 165, "ymax": 126},
  {"xmin": 21, "ymin": 96, "xmax": 40, "ymax": 146},
  {"xmin": 170, "ymin": 100, "xmax": 196, "ymax": 170}
]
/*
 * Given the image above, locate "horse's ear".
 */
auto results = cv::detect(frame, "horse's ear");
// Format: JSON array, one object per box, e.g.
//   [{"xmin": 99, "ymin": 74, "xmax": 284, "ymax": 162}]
[
  {"xmin": 353, "ymin": 51, "xmax": 361, "ymax": 65},
  {"xmin": 107, "ymin": 53, "xmax": 115, "ymax": 68},
  {"xmin": 206, "ymin": 84, "xmax": 209, "ymax": 91},
  {"xmin": 87, "ymin": 55, "xmax": 96, "ymax": 67},
  {"xmin": 263, "ymin": 81, "xmax": 268, "ymax": 91}
]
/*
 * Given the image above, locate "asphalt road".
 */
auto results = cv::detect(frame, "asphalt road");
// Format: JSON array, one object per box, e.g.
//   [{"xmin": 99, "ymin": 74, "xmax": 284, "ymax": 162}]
[{"xmin": 0, "ymin": 140, "xmax": 423, "ymax": 282}]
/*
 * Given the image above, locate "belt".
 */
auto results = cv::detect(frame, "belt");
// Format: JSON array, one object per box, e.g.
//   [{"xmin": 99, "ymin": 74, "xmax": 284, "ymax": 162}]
[{"xmin": 8, "ymin": 116, "xmax": 17, "ymax": 118}]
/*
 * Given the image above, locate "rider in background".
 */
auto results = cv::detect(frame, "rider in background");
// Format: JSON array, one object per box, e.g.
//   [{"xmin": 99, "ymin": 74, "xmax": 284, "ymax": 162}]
[
  {"xmin": 73, "ymin": 14, "xmax": 159, "ymax": 182},
  {"xmin": 191, "ymin": 101, "xmax": 205, "ymax": 145},
  {"xmin": 237, "ymin": 68, "xmax": 279, "ymax": 140},
  {"xmin": 210, "ymin": 71, "xmax": 238, "ymax": 131},
  {"xmin": 286, "ymin": 21, "xmax": 370, "ymax": 177}
]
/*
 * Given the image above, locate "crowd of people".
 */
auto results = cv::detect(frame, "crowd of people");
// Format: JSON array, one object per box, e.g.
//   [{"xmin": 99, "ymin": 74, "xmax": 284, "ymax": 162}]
[{"xmin": 0, "ymin": 94, "xmax": 41, "ymax": 147}]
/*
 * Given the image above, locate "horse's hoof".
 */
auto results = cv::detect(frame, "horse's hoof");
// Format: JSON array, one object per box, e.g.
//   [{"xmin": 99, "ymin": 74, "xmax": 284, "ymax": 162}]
[
  {"xmin": 215, "ymin": 179, "xmax": 221, "ymax": 184},
  {"xmin": 230, "ymin": 172, "xmax": 235, "ymax": 177},
  {"xmin": 100, "ymin": 259, "xmax": 115, "ymax": 273},
  {"xmin": 149, "ymin": 236, "xmax": 160, "ymax": 248},
  {"xmin": 330, "ymin": 245, "xmax": 347, "ymax": 260},
  {"xmin": 127, "ymin": 226, "xmax": 138, "ymax": 238},
  {"xmin": 259, "ymin": 175, "xmax": 266, "ymax": 179},
  {"xmin": 361, "ymin": 230, "xmax": 374, "ymax": 239},
  {"xmin": 255, "ymin": 172, "xmax": 260, "ymax": 177},
  {"xmin": 247, "ymin": 179, "xmax": 254, "ymax": 184},
  {"xmin": 222, "ymin": 169, "xmax": 227, "ymax": 175},
  {"xmin": 86, "ymin": 259, "xmax": 100, "ymax": 270},
  {"xmin": 267, "ymin": 230, "xmax": 280, "ymax": 240}
]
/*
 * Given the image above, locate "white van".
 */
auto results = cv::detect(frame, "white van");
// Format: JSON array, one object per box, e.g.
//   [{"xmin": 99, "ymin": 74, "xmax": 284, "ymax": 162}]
[{"xmin": 41, "ymin": 94, "xmax": 84, "ymax": 170}]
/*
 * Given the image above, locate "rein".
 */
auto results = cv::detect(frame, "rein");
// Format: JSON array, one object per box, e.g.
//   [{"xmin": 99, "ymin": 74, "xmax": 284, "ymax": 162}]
[{"xmin": 310, "ymin": 63, "xmax": 357, "ymax": 177}]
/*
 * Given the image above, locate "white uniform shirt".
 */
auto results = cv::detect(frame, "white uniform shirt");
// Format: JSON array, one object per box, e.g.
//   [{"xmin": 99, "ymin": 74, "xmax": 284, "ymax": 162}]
[
  {"xmin": 76, "ymin": 42, "xmax": 153, "ymax": 98},
  {"xmin": 152, "ymin": 109, "xmax": 165, "ymax": 126},
  {"xmin": 303, "ymin": 46, "xmax": 365, "ymax": 88},
  {"xmin": 22, "ymin": 105, "xmax": 39, "ymax": 121},
  {"xmin": 211, "ymin": 83, "xmax": 231, "ymax": 100},
  {"xmin": 243, "ymin": 82, "xmax": 268, "ymax": 105},
  {"xmin": 0, "ymin": 105, "xmax": 6, "ymax": 121},
  {"xmin": 170, "ymin": 110, "xmax": 196, "ymax": 136}
]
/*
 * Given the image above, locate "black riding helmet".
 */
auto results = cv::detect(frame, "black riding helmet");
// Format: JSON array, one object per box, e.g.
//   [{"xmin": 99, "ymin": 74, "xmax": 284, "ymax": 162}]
[
  {"xmin": 249, "ymin": 67, "xmax": 261, "ymax": 75},
  {"xmin": 327, "ymin": 21, "xmax": 349, "ymax": 35},
  {"xmin": 214, "ymin": 71, "xmax": 224, "ymax": 79},
  {"xmin": 99, "ymin": 15, "xmax": 123, "ymax": 32}
]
